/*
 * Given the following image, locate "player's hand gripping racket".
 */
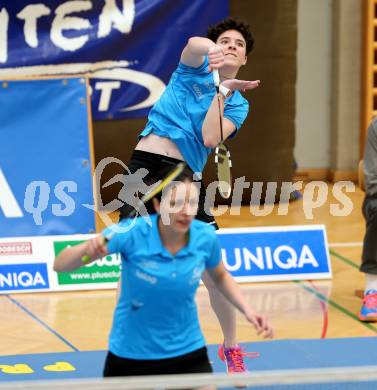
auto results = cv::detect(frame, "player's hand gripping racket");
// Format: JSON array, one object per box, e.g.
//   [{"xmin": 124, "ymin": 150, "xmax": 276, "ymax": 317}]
[
  {"xmin": 81, "ymin": 162, "xmax": 187, "ymax": 262},
  {"xmin": 213, "ymin": 69, "xmax": 233, "ymax": 199}
]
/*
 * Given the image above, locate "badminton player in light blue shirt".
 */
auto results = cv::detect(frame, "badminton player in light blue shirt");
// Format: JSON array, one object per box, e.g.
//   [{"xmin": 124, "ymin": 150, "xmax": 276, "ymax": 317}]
[
  {"xmin": 140, "ymin": 56, "xmax": 249, "ymax": 174},
  {"xmin": 54, "ymin": 170, "xmax": 273, "ymax": 379}
]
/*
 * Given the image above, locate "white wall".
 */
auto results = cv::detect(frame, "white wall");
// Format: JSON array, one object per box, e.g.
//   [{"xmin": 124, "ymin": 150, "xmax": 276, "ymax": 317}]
[{"xmin": 295, "ymin": 0, "xmax": 333, "ymax": 169}]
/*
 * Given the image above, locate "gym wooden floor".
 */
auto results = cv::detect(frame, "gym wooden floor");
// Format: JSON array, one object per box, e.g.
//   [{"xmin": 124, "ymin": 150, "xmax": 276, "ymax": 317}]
[{"xmin": 1, "ymin": 182, "xmax": 374, "ymax": 357}]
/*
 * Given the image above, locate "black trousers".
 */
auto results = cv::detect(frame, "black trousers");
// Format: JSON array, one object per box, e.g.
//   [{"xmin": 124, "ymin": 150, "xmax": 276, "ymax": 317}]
[
  {"xmin": 103, "ymin": 347, "xmax": 213, "ymax": 377},
  {"xmin": 361, "ymin": 195, "xmax": 377, "ymax": 274},
  {"xmin": 118, "ymin": 150, "xmax": 217, "ymax": 228}
]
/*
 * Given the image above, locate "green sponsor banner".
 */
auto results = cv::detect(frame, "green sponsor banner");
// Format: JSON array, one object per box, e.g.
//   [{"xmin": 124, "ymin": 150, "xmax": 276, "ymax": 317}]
[{"xmin": 54, "ymin": 240, "xmax": 121, "ymax": 285}]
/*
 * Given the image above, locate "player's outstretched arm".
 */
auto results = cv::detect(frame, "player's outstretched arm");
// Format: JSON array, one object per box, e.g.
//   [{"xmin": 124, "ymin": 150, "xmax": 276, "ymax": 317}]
[
  {"xmin": 181, "ymin": 37, "xmax": 224, "ymax": 69},
  {"xmin": 53, "ymin": 236, "xmax": 107, "ymax": 272}
]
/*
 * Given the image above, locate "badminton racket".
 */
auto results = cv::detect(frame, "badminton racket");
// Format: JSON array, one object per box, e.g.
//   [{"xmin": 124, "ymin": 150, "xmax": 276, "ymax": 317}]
[{"xmin": 213, "ymin": 69, "xmax": 233, "ymax": 199}]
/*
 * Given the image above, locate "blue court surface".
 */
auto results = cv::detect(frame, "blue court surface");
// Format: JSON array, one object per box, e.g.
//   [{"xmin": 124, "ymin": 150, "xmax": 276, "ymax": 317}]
[{"xmin": 1, "ymin": 338, "xmax": 377, "ymax": 388}]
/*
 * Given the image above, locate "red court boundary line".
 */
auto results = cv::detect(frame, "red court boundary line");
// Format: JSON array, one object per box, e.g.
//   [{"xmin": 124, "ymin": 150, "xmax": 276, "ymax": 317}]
[{"xmin": 308, "ymin": 280, "xmax": 329, "ymax": 338}]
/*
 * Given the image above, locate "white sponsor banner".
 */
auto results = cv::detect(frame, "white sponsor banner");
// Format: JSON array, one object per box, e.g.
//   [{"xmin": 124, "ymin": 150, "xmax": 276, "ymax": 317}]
[{"xmin": 0, "ymin": 224, "xmax": 331, "ymax": 293}]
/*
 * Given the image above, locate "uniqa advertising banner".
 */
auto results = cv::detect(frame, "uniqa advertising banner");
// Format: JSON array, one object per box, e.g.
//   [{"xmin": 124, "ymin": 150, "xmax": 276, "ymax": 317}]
[{"xmin": 0, "ymin": 226, "xmax": 331, "ymax": 293}]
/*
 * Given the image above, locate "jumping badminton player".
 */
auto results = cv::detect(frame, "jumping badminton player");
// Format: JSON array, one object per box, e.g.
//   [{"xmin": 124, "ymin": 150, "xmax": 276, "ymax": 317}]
[
  {"xmin": 118, "ymin": 17, "xmax": 260, "ymax": 373},
  {"xmin": 54, "ymin": 171, "xmax": 273, "ymax": 382}
]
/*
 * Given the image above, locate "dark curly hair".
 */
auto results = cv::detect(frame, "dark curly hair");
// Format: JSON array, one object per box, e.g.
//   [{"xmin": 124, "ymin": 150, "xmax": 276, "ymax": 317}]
[{"xmin": 207, "ymin": 17, "xmax": 254, "ymax": 54}]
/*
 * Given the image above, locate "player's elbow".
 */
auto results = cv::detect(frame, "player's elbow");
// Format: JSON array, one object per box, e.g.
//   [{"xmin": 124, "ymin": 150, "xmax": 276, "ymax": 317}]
[
  {"xmin": 53, "ymin": 257, "xmax": 66, "ymax": 273},
  {"xmin": 187, "ymin": 36, "xmax": 202, "ymax": 49},
  {"xmin": 203, "ymin": 135, "xmax": 218, "ymax": 149},
  {"xmin": 53, "ymin": 260, "xmax": 61, "ymax": 272},
  {"xmin": 187, "ymin": 37, "xmax": 196, "ymax": 47}
]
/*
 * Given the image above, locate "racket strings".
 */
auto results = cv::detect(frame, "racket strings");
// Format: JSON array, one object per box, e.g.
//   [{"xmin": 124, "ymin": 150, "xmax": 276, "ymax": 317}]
[{"xmin": 213, "ymin": 70, "xmax": 232, "ymax": 199}]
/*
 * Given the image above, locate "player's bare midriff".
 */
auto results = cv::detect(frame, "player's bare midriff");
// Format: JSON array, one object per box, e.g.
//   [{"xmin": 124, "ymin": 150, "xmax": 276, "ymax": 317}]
[{"xmin": 135, "ymin": 133, "xmax": 185, "ymax": 161}]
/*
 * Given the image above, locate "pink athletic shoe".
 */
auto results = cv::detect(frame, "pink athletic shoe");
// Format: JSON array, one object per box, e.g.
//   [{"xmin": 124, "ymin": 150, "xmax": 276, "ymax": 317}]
[
  {"xmin": 359, "ymin": 290, "xmax": 377, "ymax": 322},
  {"xmin": 218, "ymin": 344, "xmax": 259, "ymax": 373}
]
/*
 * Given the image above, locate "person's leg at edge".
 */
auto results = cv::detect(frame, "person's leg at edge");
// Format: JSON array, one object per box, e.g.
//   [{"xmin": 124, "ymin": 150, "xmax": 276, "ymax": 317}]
[{"xmin": 359, "ymin": 196, "xmax": 377, "ymax": 321}]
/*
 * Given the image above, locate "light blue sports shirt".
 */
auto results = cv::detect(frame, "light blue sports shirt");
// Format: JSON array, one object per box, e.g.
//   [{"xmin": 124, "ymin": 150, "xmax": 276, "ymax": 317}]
[
  {"xmin": 139, "ymin": 57, "xmax": 249, "ymax": 173},
  {"xmin": 104, "ymin": 214, "xmax": 221, "ymax": 359}
]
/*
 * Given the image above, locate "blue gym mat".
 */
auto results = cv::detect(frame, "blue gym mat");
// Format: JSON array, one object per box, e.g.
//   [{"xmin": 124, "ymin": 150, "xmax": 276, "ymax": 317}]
[{"xmin": 1, "ymin": 338, "xmax": 377, "ymax": 388}]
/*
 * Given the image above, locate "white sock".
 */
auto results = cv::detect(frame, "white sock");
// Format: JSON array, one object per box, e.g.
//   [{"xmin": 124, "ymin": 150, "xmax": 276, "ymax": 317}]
[{"xmin": 365, "ymin": 274, "xmax": 377, "ymax": 294}]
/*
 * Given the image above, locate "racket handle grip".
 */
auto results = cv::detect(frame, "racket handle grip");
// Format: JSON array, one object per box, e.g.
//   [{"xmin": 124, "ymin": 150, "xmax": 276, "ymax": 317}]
[
  {"xmin": 81, "ymin": 235, "xmax": 108, "ymax": 263},
  {"xmin": 213, "ymin": 69, "xmax": 220, "ymax": 88},
  {"xmin": 81, "ymin": 254, "xmax": 91, "ymax": 263}
]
